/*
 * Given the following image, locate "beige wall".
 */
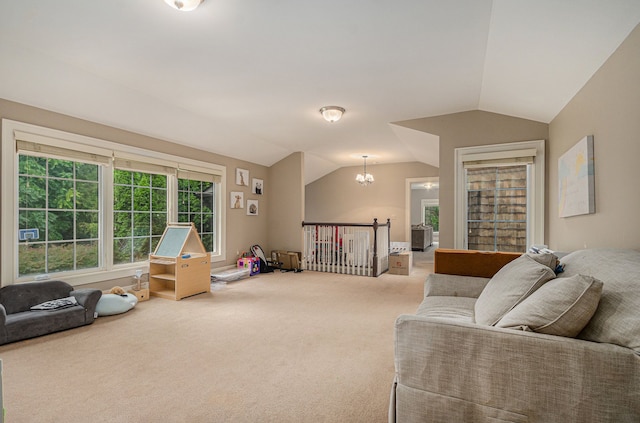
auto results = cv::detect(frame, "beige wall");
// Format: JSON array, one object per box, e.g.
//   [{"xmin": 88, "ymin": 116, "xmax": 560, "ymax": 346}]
[
  {"xmin": 267, "ymin": 152, "xmax": 305, "ymax": 253},
  {"xmin": 547, "ymin": 23, "xmax": 640, "ymax": 251},
  {"xmin": 0, "ymin": 98, "xmax": 269, "ymax": 276},
  {"xmin": 305, "ymin": 161, "xmax": 439, "ymax": 242},
  {"xmin": 396, "ymin": 111, "xmax": 549, "ymax": 248}
]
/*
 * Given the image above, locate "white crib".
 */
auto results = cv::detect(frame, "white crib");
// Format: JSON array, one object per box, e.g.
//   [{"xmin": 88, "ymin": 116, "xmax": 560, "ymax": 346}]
[{"xmin": 302, "ymin": 219, "xmax": 390, "ymax": 277}]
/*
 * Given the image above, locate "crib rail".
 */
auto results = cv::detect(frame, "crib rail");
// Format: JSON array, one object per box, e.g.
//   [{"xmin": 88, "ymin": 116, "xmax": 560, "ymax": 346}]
[{"xmin": 302, "ymin": 218, "xmax": 390, "ymax": 276}]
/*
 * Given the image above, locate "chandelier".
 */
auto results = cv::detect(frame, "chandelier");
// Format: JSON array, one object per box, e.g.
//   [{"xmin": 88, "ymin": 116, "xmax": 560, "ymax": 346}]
[{"xmin": 355, "ymin": 155, "xmax": 374, "ymax": 186}]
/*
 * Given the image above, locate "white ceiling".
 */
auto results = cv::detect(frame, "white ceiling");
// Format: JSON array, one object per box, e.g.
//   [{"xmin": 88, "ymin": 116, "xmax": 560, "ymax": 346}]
[{"xmin": 1, "ymin": 1, "xmax": 639, "ymax": 183}]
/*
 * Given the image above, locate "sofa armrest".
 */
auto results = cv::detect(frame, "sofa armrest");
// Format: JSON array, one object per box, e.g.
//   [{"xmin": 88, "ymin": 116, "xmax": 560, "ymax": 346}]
[
  {"xmin": 424, "ymin": 273, "xmax": 490, "ymax": 298},
  {"xmin": 434, "ymin": 248, "xmax": 521, "ymax": 278},
  {"xmin": 70, "ymin": 289, "xmax": 102, "ymax": 322},
  {"xmin": 393, "ymin": 314, "xmax": 640, "ymax": 422}
]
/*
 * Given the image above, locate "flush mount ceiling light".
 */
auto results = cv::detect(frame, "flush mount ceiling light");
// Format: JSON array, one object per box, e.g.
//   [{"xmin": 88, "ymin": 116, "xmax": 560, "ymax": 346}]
[
  {"xmin": 319, "ymin": 106, "xmax": 345, "ymax": 123},
  {"xmin": 355, "ymin": 155, "xmax": 374, "ymax": 186},
  {"xmin": 164, "ymin": 0, "xmax": 203, "ymax": 11}
]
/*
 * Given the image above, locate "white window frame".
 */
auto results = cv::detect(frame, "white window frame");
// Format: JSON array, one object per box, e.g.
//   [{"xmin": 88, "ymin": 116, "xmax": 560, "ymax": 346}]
[
  {"xmin": 2, "ymin": 119, "xmax": 226, "ymax": 286},
  {"xmin": 454, "ymin": 140, "xmax": 545, "ymax": 250}
]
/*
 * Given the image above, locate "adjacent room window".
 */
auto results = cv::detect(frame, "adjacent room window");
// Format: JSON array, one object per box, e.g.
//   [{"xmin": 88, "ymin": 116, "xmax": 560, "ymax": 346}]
[
  {"xmin": 421, "ymin": 200, "xmax": 440, "ymax": 232},
  {"xmin": 454, "ymin": 140, "xmax": 545, "ymax": 252},
  {"xmin": 2, "ymin": 120, "xmax": 226, "ymax": 285}
]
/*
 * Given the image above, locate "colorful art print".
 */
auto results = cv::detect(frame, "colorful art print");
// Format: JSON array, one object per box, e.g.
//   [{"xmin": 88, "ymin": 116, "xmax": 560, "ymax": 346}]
[{"xmin": 558, "ymin": 135, "xmax": 595, "ymax": 218}]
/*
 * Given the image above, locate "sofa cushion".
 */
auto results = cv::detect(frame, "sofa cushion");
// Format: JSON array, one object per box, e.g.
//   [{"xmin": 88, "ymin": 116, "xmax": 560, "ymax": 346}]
[
  {"xmin": 474, "ymin": 254, "xmax": 556, "ymax": 326},
  {"xmin": 417, "ymin": 296, "xmax": 476, "ymax": 322},
  {"xmin": 424, "ymin": 273, "xmax": 490, "ymax": 299},
  {"xmin": 0, "ymin": 281, "xmax": 73, "ymax": 314},
  {"xmin": 495, "ymin": 274, "xmax": 602, "ymax": 337},
  {"xmin": 560, "ymin": 248, "xmax": 640, "ymax": 352},
  {"xmin": 5, "ymin": 306, "xmax": 87, "ymax": 343}
]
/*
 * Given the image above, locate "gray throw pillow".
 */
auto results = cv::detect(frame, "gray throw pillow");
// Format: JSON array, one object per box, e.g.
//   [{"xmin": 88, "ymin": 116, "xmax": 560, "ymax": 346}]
[
  {"xmin": 525, "ymin": 252, "xmax": 559, "ymax": 271},
  {"xmin": 474, "ymin": 254, "xmax": 556, "ymax": 326},
  {"xmin": 561, "ymin": 248, "xmax": 640, "ymax": 353},
  {"xmin": 495, "ymin": 274, "xmax": 603, "ymax": 337}
]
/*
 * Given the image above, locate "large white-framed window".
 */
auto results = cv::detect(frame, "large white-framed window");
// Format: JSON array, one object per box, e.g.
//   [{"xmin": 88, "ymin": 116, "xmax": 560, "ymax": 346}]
[
  {"xmin": 454, "ymin": 140, "xmax": 545, "ymax": 251},
  {"xmin": 2, "ymin": 119, "xmax": 226, "ymax": 286}
]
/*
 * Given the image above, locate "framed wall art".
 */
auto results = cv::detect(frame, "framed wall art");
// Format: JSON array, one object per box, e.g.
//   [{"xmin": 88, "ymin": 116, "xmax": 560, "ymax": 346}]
[
  {"xmin": 247, "ymin": 200, "xmax": 259, "ymax": 216},
  {"xmin": 252, "ymin": 178, "xmax": 263, "ymax": 195},
  {"xmin": 558, "ymin": 135, "xmax": 595, "ymax": 218},
  {"xmin": 230, "ymin": 191, "xmax": 244, "ymax": 209},
  {"xmin": 236, "ymin": 168, "xmax": 249, "ymax": 186}
]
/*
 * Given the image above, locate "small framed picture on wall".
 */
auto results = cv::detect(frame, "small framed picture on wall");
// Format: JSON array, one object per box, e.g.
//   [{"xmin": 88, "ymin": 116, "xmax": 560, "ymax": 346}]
[
  {"xmin": 236, "ymin": 168, "xmax": 249, "ymax": 186},
  {"xmin": 252, "ymin": 178, "xmax": 263, "ymax": 195},
  {"xmin": 247, "ymin": 200, "xmax": 259, "ymax": 216},
  {"xmin": 230, "ymin": 191, "xmax": 244, "ymax": 209}
]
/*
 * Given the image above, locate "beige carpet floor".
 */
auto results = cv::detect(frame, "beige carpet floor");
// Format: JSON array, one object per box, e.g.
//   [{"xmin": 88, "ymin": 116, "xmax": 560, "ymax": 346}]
[{"xmin": 0, "ymin": 252, "xmax": 433, "ymax": 423}]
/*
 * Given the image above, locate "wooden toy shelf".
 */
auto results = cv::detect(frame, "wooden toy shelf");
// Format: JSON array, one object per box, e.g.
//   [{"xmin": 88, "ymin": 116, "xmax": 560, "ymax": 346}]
[{"xmin": 148, "ymin": 223, "xmax": 210, "ymax": 301}]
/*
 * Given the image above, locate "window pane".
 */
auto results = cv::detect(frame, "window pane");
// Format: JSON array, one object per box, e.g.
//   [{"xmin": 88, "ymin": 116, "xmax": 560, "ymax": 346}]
[
  {"xmin": 48, "ymin": 158, "xmax": 74, "ymax": 178},
  {"xmin": 114, "ymin": 185, "xmax": 132, "ymax": 211},
  {"xmin": 76, "ymin": 162, "xmax": 99, "ymax": 181},
  {"xmin": 47, "ymin": 242, "xmax": 75, "ymax": 273},
  {"xmin": 114, "ymin": 169, "xmax": 132, "ymax": 185},
  {"xmin": 152, "ymin": 213, "xmax": 166, "ymax": 236},
  {"xmin": 152, "ymin": 174, "xmax": 166, "ymax": 188},
  {"xmin": 19, "ymin": 244, "xmax": 46, "ymax": 275},
  {"xmin": 76, "ymin": 181, "xmax": 99, "ymax": 210},
  {"xmin": 133, "ymin": 237, "xmax": 151, "ymax": 261},
  {"xmin": 114, "ymin": 212, "xmax": 132, "ymax": 237},
  {"xmin": 48, "ymin": 211, "xmax": 74, "ymax": 241},
  {"xmin": 113, "ymin": 238, "xmax": 132, "ymax": 264},
  {"xmin": 496, "ymin": 222, "xmax": 527, "ymax": 252},
  {"xmin": 77, "ymin": 212, "xmax": 99, "ymax": 239},
  {"xmin": 424, "ymin": 206, "xmax": 439, "ymax": 232},
  {"xmin": 48, "ymin": 179, "xmax": 74, "ymax": 209},
  {"xmin": 19, "ymin": 155, "xmax": 46, "ymax": 176},
  {"xmin": 135, "ymin": 187, "xmax": 150, "ymax": 212},
  {"xmin": 76, "ymin": 240, "xmax": 99, "ymax": 269},
  {"xmin": 19, "ymin": 176, "xmax": 46, "ymax": 209},
  {"xmin": 133, "ymin": 213, "xmax": 150, "ymax": 236},
  {"xmin": 19, "ymin": 210, "xmax": 46, "ymax": 242},
  {"xmin": 152, "ymin": 188, "xmax": 167, "ymax": 212},
  {"xmin": 201, "ymin": 233, "xmax": 214, "ymax": 252}
]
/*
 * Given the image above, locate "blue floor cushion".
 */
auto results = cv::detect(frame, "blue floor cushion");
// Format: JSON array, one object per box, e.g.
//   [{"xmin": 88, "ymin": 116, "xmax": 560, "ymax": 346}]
[{"xmin": 96, "ymin": 293, "xmax": 138, "ymax": 316}]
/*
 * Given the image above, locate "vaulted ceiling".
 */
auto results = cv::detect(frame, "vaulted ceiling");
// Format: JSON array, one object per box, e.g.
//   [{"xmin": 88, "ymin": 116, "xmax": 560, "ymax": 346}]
[{"xmin": 1, "ymin": 1, "xmax": 639, "ymax": 183}]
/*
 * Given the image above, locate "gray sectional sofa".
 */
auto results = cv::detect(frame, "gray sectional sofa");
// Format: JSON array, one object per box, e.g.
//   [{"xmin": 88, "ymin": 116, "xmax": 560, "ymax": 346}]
[
  {"xmin": 0, "ymin": 280, "xmax": 102, "ymax": 345},
  {"xmin": 390, "ymin": 248, "xmax": 640, "ymax": 423}
]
